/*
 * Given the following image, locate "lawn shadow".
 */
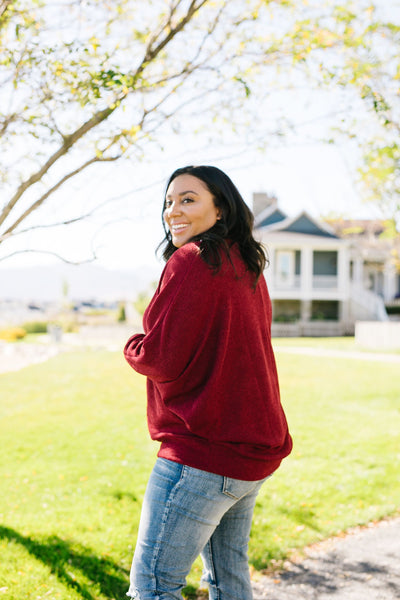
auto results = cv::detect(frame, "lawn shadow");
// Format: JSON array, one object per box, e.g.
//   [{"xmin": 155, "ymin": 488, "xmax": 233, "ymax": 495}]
[
  {"xmin": 0, "ymin": 525, "xmax": 129, "ymax": 599},
  {"xmin": 278, "ymin": 505, "xmax": 321, "ymax": 531},
  {"xmin": 111, "ymin": 490, "xmax": 139, "ymax": 503},
  {"xmin": 275, "ymin": 553, "xmax": 400, "ymax": 597}
]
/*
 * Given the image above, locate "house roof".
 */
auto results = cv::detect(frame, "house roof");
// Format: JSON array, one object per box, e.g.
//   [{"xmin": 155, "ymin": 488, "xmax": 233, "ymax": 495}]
[
  {"xmin": 325, "ymin": 218, "xmax": 400, "ymax": 256},
  {"xmin": 255, "ymin": 205, "xmax": 287, "ymax": 228},
  {"xmin": 256, "ymin": 211, "xmax": 339, "ymax": 239},
  {"xmin": 324, "ymin": 218, "xmax": 388, "ymax": 238},
  {"xmin": 326, "ymin": 219, "xmax": 400, "ymax": 244}
]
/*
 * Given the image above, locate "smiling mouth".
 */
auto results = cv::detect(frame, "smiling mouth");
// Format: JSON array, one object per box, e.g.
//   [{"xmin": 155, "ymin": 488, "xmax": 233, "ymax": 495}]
[{"xmin": 171, "ymin": 224, "xmax": 189, "ymax": 233}]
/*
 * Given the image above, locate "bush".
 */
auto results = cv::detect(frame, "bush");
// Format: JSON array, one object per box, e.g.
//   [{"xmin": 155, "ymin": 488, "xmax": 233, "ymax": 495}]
[
  {"xmin": 273, "ymin": 315, "xmax": 299, "ymax": 323},
  {"xmin": 56, "ymin": 319, "xmax": 79, "ymax": 333},
  {"xmin": 0, "ymin": 327, "xmax": 27, "ymax": 341},
  {"xmin": 386, "ymin": 305, "xmax": 400, "ymax": 315},
  {"xmin": 22, "ymin": 321, "xmax": 49, "ymax": 334},
  {"xmin": 117, "ymin": 303, "xmax": 126, "ymax": 322},
  {"xmin": 134, "ymin": 292, "xmax": 151, "ymax": 316}
]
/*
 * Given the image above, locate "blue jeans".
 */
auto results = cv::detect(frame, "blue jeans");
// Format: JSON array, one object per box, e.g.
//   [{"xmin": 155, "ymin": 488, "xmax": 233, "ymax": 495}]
[{"xmin": 127, "ymin": 457, "xmax": 268, "ymax": 600}]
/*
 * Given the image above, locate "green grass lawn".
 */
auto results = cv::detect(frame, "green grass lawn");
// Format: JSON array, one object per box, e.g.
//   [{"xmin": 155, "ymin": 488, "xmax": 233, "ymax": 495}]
[{"xmin": 1, "ymin": 348, "xmax": 399, "ymax": 599}]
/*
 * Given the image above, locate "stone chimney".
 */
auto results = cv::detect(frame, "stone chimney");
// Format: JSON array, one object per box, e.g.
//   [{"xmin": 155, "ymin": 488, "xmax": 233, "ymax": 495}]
[{"xmin": 252, "ymin": 192, "xmax": 277, "ymax": 216}]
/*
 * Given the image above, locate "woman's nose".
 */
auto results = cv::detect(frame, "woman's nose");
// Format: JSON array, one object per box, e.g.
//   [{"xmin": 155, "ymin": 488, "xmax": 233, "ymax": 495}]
[{"xmin": 166, "ymin": 201, "xmax": 181, "ymax": 217}]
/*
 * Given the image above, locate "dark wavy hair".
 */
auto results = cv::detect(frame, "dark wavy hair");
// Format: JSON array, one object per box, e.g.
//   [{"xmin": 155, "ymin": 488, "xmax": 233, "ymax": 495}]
[{"xmin": 158, "ymin": 165, "xmax": 268, "ymax": 285}]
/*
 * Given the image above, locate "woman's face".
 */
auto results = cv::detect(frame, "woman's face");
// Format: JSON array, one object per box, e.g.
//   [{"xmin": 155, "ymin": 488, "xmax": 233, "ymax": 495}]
[{"xmin": 164, "ymin": 174, "xmax": 221, "ymax": 248}]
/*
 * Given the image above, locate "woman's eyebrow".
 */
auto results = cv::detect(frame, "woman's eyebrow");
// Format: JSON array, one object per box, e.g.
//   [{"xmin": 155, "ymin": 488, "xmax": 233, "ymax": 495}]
[{"xmin": 166, "ymin": 190, "xmax": 199, "ymax": 199}]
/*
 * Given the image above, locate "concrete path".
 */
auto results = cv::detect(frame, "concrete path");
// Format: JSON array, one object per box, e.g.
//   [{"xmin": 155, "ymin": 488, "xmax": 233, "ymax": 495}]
[
  {"xmin": 0, "ymin": 326, "xmax": 133, "ymax": 373},
  {"xmin": 2, "ymin": 336, "xmax": 399, "ymax": 376},
  {"xmin": 0, "ymin": 341, "xmax": 59, "ymax": 373},
  {"xmin": 273, "ymin": 346, "xmax": 400, "ymax": 363},
  {"xmin": 252, "ymin": 518, "xmax": 400, "ymax": 599}
]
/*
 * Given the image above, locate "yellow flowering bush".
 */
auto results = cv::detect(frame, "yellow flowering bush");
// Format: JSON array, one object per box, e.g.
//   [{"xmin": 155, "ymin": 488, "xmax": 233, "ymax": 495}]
[{"xmin": 0, "ymin": 327, "xmax": 27, "ymax": 341}]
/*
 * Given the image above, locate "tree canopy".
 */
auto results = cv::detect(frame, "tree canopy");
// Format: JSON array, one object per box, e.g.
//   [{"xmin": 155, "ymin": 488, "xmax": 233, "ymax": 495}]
[
  {"xmin": 275, "ymin": 1, "xmax": 400, "ymax": 223},
  {"xmin": 0, "ymin": 0, "xmax": 399, "ymax": 262},
  {"xmin": 0, "ymin": 0, "xmax": 297, "ymax": 261}
]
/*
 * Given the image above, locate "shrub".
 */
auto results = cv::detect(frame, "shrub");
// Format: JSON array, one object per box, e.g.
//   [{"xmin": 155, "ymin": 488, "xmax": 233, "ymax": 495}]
[
  {"xmin": 386, "ymin": 305, "xmax": 400, "ymax": 315},
  {"xmin": 57, "ymin": 319, "xmax": 79, "ymax": 333},
  {"xmin": 22, "ymin": 321, "xmax": 49, "ymax": 334},
  {"xmin": 0, "ymin": 327, "xmax": 27, "ymax": 341},
  {"xmin": 134, "ymin": 292, "xmax": 151, "ymax": 316},
  {"xmin": 117, "ymin": 303, "xmax": 126, "ymax": 322},
  {"xmin": 273, "ymin": 315, "xmax": 298, "ymax": 323}
]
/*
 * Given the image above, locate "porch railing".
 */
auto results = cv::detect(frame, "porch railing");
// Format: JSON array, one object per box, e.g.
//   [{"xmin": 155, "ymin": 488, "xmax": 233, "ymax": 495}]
[{"xmin": 312, "ymin": 275, "xmax": 338, "ymax": 289}]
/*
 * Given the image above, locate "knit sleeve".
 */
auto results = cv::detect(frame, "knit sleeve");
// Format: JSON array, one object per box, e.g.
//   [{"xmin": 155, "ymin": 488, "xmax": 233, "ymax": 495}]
[{"xmin": 124, "ymin": 244, "xmax": 215, "ymax": 383}]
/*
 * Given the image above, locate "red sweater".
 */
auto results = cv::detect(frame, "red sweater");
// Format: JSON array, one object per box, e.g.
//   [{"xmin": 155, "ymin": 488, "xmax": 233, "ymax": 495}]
[{"xmin": 124, "ymin": 242, "xmax": 292, "ymax": 480}]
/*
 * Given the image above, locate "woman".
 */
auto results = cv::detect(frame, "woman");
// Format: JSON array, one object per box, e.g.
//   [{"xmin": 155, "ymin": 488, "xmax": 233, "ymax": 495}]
[{"xmin": 124, "ymin": 165, "xmax": 292, "ymax": 600}]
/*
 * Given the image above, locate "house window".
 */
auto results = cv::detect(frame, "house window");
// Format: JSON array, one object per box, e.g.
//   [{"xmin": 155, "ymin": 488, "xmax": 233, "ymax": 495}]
[
  {"xmin": 273, "ymin": 300, "xmax": 301, "ymax": 323},
  {"xmin": 276, "ymin": 250, "xmax": 295, "ymax": 286},
  {"xmin": 295, "ymin": 250, "xmax": 301, "ymax": 275},
  {"xmin": 313, "ymin": 251, "xmax": 338, "ymax": 275},
  {"xmin": 311, "ymin": 300, "xmax": 339, "ymax": 321},
  {"xmin": 313, "ymin": 251, "xmax": 338, "ymax": 288},
  {"xmin": 364, "ymin": 262, "xmax": 384, "ymax": 296}
]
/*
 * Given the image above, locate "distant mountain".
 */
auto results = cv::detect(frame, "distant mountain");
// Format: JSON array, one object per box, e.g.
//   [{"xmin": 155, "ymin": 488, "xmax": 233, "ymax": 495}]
[{"xmin": 0, "ymin": 263, "xmax": 161, "ymax": 301}]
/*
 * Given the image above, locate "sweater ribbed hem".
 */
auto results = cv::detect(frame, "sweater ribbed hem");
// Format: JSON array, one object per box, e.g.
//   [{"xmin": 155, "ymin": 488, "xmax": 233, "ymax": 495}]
[{"xmin": 157, "ymin": 437, "xmax": 286, "ymax": 481}]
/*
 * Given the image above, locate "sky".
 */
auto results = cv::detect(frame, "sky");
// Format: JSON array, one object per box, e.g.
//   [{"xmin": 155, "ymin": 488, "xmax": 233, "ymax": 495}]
[
  {"xmin": 0, "ymin": 133, "xmax": 380, "ymax": 274},
  {"xmin": 90, "ymin": 137, "xmax": 372, "ymax": 274}
]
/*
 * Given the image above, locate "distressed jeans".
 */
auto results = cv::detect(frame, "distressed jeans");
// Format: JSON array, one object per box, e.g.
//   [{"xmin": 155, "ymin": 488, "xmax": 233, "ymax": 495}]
[{"xmin": 127, "ymin": 457, "xmax": 268, "ymax": 600}]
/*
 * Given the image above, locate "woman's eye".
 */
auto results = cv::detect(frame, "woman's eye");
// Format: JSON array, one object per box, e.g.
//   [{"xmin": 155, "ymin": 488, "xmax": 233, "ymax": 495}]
[{"xmin": 164, "ymin": 197, "xmax": 193, "ymax": 210}]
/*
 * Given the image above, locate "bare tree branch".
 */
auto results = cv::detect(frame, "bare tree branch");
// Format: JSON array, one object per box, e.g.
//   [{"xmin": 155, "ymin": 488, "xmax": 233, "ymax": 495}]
[
  {"xmin": 142, "ymin": 0, "xmax": 209, "ymax": 66},
  {"xmin": 0, "ymin": 248, "xmax": 97, "ymax": 265},
  {"xmin": 0, "ymin": 105, "xmax": 116, "ymax": 228},
  {"xmin": 0, "ymin": 215, "xmax": 94, "ymax": 243},
  {"xmin": 0, "ymin": 112, "xmax": 18, "ymax": 137},
  {"xmin": 1, "ymin": 153, "xmax": 121, "ymax": 239},
  {"xmin": 0, "ymin": 0, "xmax": 13, "ymax": 22}
]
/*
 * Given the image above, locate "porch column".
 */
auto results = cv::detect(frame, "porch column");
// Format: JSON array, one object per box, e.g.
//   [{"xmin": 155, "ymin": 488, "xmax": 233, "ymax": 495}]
[
  {"xmin": 301, "ymin": 247, "xmax": 313, "ymax": 294},
  {"xmin": 301, "ymin": 299, "xmax": 312, "ymax": 322},
  {"xmin": 337, "ymin": 246, "xmax": 349, "ymax": 294},
  {"xmin": 383, "ymin": 259, "xmax": 396, "ymax": 302},
  {"xmin": 265, "ymin": 246, "xmax": 275, "ymax": 290},
  {"xmin": 353, "ymin": 257, "xmax": 363, "ymax": 286}
]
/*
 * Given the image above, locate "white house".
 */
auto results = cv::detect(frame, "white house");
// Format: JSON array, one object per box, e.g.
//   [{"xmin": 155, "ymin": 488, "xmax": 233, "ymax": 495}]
[{"xmin": 254, "ymin": 194, "xmax": 400, "ymax": 336}]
